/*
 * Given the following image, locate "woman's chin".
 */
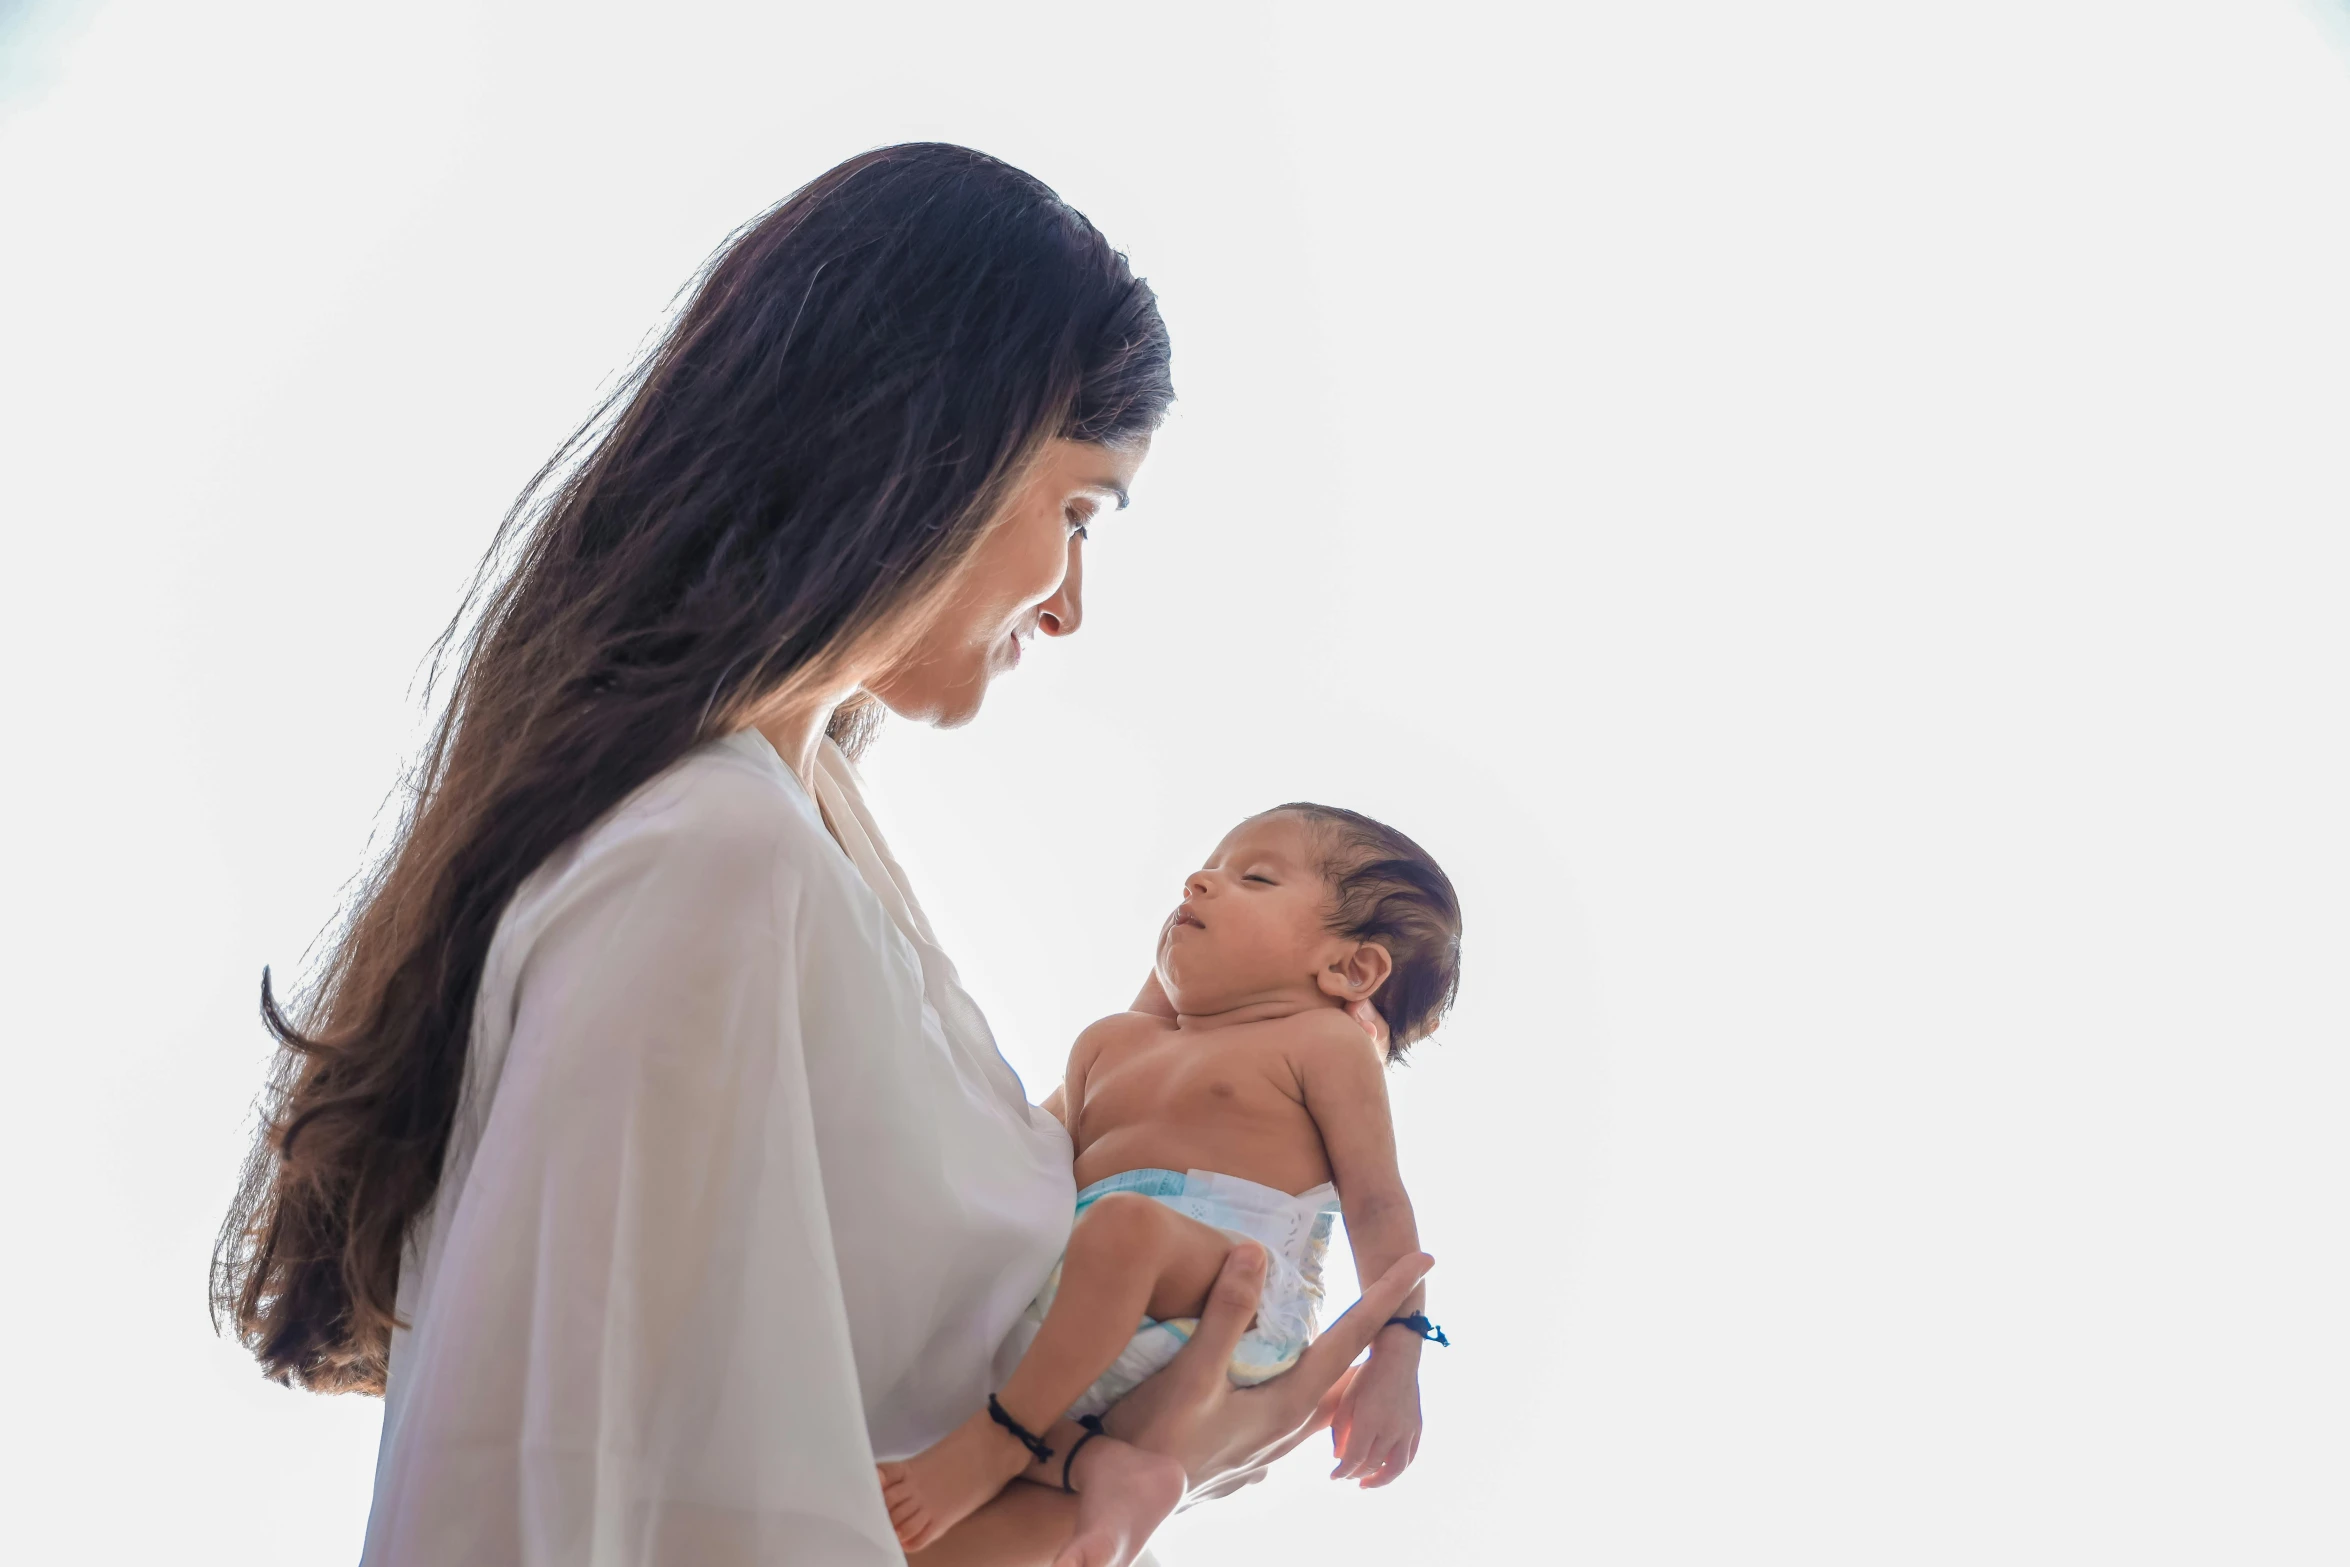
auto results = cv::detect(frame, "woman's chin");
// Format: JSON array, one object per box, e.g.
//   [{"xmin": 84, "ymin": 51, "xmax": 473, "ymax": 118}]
[
  {"xmin": 870, "ymin": 671, "xmax": 991, "ymax": 730},
  {"xmin": 929, "ymin": 680, "xmax": 992, "ymax": 730}
]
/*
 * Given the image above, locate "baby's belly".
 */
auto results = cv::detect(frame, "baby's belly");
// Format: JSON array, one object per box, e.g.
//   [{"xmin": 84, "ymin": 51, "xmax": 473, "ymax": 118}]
[{"xmin": 1071, "ymin": 1119, "xmax": 1333, "ymax": 1198}]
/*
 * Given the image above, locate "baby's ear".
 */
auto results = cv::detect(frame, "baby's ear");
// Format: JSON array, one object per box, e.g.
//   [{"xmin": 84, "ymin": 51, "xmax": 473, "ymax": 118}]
[{"xmin": 1318, "ymin": 941, "xmax": 1394, "ymax": 1007}]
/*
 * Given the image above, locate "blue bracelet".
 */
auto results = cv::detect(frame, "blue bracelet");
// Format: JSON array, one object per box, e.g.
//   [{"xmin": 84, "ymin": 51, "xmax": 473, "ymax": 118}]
[{"xmin": 1385, "ymin": 1313, "xmax": 1450, "ymax": 1346}]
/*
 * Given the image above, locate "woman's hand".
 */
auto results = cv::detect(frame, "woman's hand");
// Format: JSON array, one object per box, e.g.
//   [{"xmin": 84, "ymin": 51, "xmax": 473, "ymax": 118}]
[{"xmin": 1102, "ymin": 1242, "xmax": 1433, "ymax": 1501}]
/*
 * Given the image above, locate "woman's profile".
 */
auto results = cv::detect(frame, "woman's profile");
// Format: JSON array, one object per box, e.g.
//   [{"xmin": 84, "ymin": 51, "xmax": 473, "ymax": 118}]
[{"xmin": 212, "ymin": 142, "xmax": 1427, "ymax": 1567}]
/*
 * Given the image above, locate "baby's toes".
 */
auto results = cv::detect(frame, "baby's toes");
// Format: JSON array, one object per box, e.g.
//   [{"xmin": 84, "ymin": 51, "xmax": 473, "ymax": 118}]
[{"xmin": 877, "ymin": 1467, "xmax": 927, "ymax": 1544}]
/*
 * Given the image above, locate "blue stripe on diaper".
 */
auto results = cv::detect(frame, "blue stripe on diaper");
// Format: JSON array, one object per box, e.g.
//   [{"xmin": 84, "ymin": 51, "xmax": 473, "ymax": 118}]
[
  {"xmin": 1073, "ymin": 1168, "xmax": 1189, "ymax": 1215},
  {"xmin": 1053, "ymin": 1167, "xmax": 1334, "ymax": 1417},
  {"xmin": 1070, "ymin": 1171, "xmax": 1194, "ymax": 1339}
]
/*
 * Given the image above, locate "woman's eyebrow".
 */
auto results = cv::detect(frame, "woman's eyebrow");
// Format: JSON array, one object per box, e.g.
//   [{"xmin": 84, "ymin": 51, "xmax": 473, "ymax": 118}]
[{"xmin": 1083, "ymin": 477, "xmax": 1131, "ymax": 510}]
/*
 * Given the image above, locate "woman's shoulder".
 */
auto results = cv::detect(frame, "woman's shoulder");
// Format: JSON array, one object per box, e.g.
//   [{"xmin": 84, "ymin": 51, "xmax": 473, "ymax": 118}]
[
  {"xmin": 624, "ymin": 729, "xmax": 820, "ymax": 843},
  {"xmin": 516, "ymin": 730, "xmax": 843, "ymax": 926}
]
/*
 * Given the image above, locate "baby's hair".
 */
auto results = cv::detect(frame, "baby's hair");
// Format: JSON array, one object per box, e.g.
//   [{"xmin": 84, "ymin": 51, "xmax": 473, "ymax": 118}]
[{"xmin": 1270, "ymin": 803, "xmax": 1462, "ymax": 1064}]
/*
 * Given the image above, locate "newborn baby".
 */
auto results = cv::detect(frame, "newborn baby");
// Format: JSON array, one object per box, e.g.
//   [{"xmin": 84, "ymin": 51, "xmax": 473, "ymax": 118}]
[{"xmin": 879, "ymin": 802, "xmax": 1462, "ymax": 1567}]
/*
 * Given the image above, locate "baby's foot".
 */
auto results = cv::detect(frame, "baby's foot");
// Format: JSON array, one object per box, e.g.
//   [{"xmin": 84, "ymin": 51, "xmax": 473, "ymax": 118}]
[
  {"xmin": 877, "ymin": 1409, "xmax": 1033, "ymax": 1551},
  {"xmin": 1053, "ymin": 1437, "xmax": 1187, "ymax": 1567}
]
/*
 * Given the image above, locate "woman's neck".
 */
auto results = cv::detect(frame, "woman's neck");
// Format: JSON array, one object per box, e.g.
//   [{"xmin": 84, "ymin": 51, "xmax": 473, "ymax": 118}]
[{"xmin": 749, "ymin": 695, "xmax": 846, "ymax": 793}]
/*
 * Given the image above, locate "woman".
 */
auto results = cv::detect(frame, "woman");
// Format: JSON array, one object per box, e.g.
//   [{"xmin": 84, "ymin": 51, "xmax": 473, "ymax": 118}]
[{"xmin": 213, "ymin": 143, "xmax": 1426, "ymax": 1567}]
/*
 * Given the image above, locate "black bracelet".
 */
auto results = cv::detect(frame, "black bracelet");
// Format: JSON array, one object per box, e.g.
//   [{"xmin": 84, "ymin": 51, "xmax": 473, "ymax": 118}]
[
  {"xmin": 1384, "ymin": 1313, "xmax": 1450, "ymax": 1346},
  {"xmin": 1058, "ymin": 1413, "xmax": 1107, "ymax": 1493},
  {"xmin": 986, "ymin": 1394, "xmax": 1055, "ymax": 1464}
]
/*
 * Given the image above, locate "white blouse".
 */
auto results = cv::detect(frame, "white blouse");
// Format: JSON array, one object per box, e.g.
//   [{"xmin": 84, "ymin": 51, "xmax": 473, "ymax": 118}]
[{"xmin": 360, "ymin": 729, "xmax": 1078, "ymax": 1565}]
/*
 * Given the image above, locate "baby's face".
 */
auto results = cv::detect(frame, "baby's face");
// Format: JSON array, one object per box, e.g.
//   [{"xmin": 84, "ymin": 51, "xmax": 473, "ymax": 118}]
[{"xmin": 1154, "ymin": 812, "xmax": 1344, "ymax": 1014}]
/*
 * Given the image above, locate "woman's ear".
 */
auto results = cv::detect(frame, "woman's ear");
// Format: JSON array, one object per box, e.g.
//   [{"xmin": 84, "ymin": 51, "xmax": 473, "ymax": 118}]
[{"xmin": 1317, "ymin": 941, "xmax": 1393, "ymax": 1006}]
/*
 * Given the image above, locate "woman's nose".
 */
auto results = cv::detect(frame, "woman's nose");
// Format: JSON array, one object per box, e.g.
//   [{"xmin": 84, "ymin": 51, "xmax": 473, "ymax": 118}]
[{"xmin": 1036, "ymin": 536, "xmax": 1084, "ymax": 638}]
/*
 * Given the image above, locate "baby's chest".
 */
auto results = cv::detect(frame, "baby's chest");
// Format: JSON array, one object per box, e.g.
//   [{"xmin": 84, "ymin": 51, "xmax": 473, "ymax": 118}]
[{"xmin": 1083, "ymin": 1041, "xmax": 1299, "ymax": 1131}]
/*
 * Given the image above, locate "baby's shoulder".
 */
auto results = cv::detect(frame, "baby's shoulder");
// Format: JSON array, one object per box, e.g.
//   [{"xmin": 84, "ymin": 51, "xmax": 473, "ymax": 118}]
[
  {"xmin": 1077, "ymin": 1009, "xmax": 1178, "ymax": 1056},
  {"xmin": 1265, "ymin": 1005, "xmax": 1383, "ymax": 1068}
]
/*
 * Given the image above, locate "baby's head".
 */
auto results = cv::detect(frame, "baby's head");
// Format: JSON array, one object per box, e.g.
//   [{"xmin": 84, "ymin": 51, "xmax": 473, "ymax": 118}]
[{"xmin": 1156, "ymin": 803, "xmax": 1462, "ymax": 1062}]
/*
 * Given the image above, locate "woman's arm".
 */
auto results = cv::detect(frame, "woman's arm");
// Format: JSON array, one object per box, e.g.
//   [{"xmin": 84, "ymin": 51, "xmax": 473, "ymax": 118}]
[
  {"xmin": 914, "ymin": 1247, "xmax": 1433, "ymax": 1565},
  {"xmin": 376, "ymin": 784, "xmax": 905, "ymax": 1563},
  {"xmin": 1107, "ymin": 1241, "xmax": 1433, "ymax": 1491}
]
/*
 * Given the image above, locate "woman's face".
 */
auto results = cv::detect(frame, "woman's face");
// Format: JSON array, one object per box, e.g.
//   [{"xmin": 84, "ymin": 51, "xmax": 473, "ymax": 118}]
[{"xmin": 865, "ymin": 436, "xmax": 1149, "ymax": 728}]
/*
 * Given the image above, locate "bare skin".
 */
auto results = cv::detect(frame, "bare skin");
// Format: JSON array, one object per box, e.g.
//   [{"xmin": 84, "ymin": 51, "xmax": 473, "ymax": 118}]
[
  {"xmin": 880, "ymin": 813, "xmax": 1437, "ymax": 1557},
  {"xmin": 903, "ymin": 1238, "xmax": 1432, "ymax": 1567},
  {"xmin": 1098, "ymin": 812, "xmax": 1432, "ymax": 1487},
  {"xmin": 881, "ymin": 1202, "xmax": 1247, "ymax": 1561},
  {"xmin": 732, "ymin": 438, "xmax": 1434, "ymax": 1562},
  {"xmin": 749, "ymin": 436, "xmax": 1143, "ymax": 790}
]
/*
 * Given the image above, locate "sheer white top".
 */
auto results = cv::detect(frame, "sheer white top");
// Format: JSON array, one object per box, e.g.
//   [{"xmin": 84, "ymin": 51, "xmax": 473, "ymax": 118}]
[{"xmin": 360, "ymin": 729, "xmax": 1077, "ymax": 1565}]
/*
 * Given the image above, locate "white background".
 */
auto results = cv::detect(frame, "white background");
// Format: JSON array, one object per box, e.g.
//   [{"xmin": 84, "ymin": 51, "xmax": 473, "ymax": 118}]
[{"xmin": 3, "ymin": 1, "xmax": 2346, "ymax": 1562}]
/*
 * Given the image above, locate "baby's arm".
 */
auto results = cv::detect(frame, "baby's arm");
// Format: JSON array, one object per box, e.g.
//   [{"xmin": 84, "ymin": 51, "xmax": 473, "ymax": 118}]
[
  {"xmin": 1296, "ymin": 1015, "xmax": 1428, "ymax": 1487},
  {"xmin": 1042, "ymin": 1016, "xmax": 1118, "ymax": 1127}
]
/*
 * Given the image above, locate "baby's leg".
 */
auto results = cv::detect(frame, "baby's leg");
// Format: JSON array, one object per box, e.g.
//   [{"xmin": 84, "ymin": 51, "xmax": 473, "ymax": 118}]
[
  {"xmin": 879, "ymin": 1194, "xmax": 1239, "ymax": 1552},
  {"xmin": 999, "ymin": 1192, "xmax": 1236, "ymax": 1419},
  {"xmin": 1035, "ymin": 1428, "xmax": 1187, "ymax": 1567}
]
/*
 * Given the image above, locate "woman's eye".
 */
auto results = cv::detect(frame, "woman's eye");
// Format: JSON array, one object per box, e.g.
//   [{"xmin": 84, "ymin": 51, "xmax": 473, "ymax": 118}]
[{"xmin": 1065, "ymin": 508, "xmax": 1092, "ymax": 540}]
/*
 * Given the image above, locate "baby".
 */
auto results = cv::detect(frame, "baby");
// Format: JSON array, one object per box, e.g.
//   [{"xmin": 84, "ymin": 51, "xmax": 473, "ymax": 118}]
[{"xmin": 879, "ymin": 802, "xmax": 1462, "ymax": 1566}]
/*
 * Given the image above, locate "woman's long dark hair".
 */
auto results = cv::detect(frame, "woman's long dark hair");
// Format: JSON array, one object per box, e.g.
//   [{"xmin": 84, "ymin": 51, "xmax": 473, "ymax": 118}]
[{"xmin": 212, "ymin": 143, "xmax": 1173, "ymax": 1394}]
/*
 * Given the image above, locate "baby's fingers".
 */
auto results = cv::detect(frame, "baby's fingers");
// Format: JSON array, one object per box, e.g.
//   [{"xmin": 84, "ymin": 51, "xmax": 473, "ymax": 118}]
[
  {"xmin": 1361, "ymin": 1433, "xmax": 1418, "ymax": 1489},
  {"xmin": 1344, "ymin": 1435, "xmax": 1401, "ymax": 1486},
  {"xmin": 1327, "ymin": 1420, "xmax": 1362, "ymax": 1481},
  {"xmin": 1329, "ymin": 1421, "xmax": 1385, "ymax": 1482}
]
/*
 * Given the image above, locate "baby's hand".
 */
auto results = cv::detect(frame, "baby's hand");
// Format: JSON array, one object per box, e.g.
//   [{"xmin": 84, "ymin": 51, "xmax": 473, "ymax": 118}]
[{"xmin": 1329, "ymin": 1347, "xmax": 1422, "ymax": 1488}]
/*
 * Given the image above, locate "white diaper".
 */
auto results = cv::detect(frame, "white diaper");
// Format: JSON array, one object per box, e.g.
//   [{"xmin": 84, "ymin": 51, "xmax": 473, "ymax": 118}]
[{"xmin": 998, "ymin": 1167, "xmax": 1343, "ymax": 1420}]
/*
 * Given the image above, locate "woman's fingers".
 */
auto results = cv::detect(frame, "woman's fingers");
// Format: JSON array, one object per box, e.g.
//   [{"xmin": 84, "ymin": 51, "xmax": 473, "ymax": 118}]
[
  {"xmin": 1180, "ymin": 1467, "xmax": 1268, "ymax": 1509},
  {"xmin": 1230, "ymin": 1361, "xmax": 1359, "ymax": 1477},
  {"xmin": 1326, "ymin": 1383, "xmax": 1356, "ymax": 1458},
  {"xmin": 1109, "ymin": 1246, "xmax": 1419, "ymax": 1498},
  {"xmin": 1305, "ymin": 1364, "xmax": 1359, "ymax": 1443},
  {"xmin": 1279, "ymin": 1251, "xmax": 1433, "ymax": 1420},
  {"xmin": 1100, "ymin": 1243, "xmax": 1272, "ymax": 1485},
  {"xmin": 1157, "ymin": 1240, "xmax": 1269, "ymax": 1400}
]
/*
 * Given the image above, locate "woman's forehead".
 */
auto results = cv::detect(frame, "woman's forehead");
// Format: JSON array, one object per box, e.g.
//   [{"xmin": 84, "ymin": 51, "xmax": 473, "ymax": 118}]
[{"xmin": 1041, "ymin": 435, "xmax": 1149, "ymax": 501}]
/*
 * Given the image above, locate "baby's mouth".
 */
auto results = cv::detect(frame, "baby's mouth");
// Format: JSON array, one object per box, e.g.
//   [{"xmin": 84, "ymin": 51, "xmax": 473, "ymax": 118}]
[{"xmin": 1174, "ymin": 909, "xmax": 1206, "ymax": 930}]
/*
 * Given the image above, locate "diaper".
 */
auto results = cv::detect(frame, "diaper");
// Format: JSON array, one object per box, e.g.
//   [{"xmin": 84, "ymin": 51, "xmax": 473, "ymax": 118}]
[{"xmin": 998, "ymin": 1168, "xmax": 1343, "ymax": 1421}]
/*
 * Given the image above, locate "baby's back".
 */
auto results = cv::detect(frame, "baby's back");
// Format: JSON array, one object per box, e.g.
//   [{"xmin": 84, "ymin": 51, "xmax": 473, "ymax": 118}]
[{"xmin": 1068, "ymin": 1010, "xmax": 1344, "ymax": 1196}]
